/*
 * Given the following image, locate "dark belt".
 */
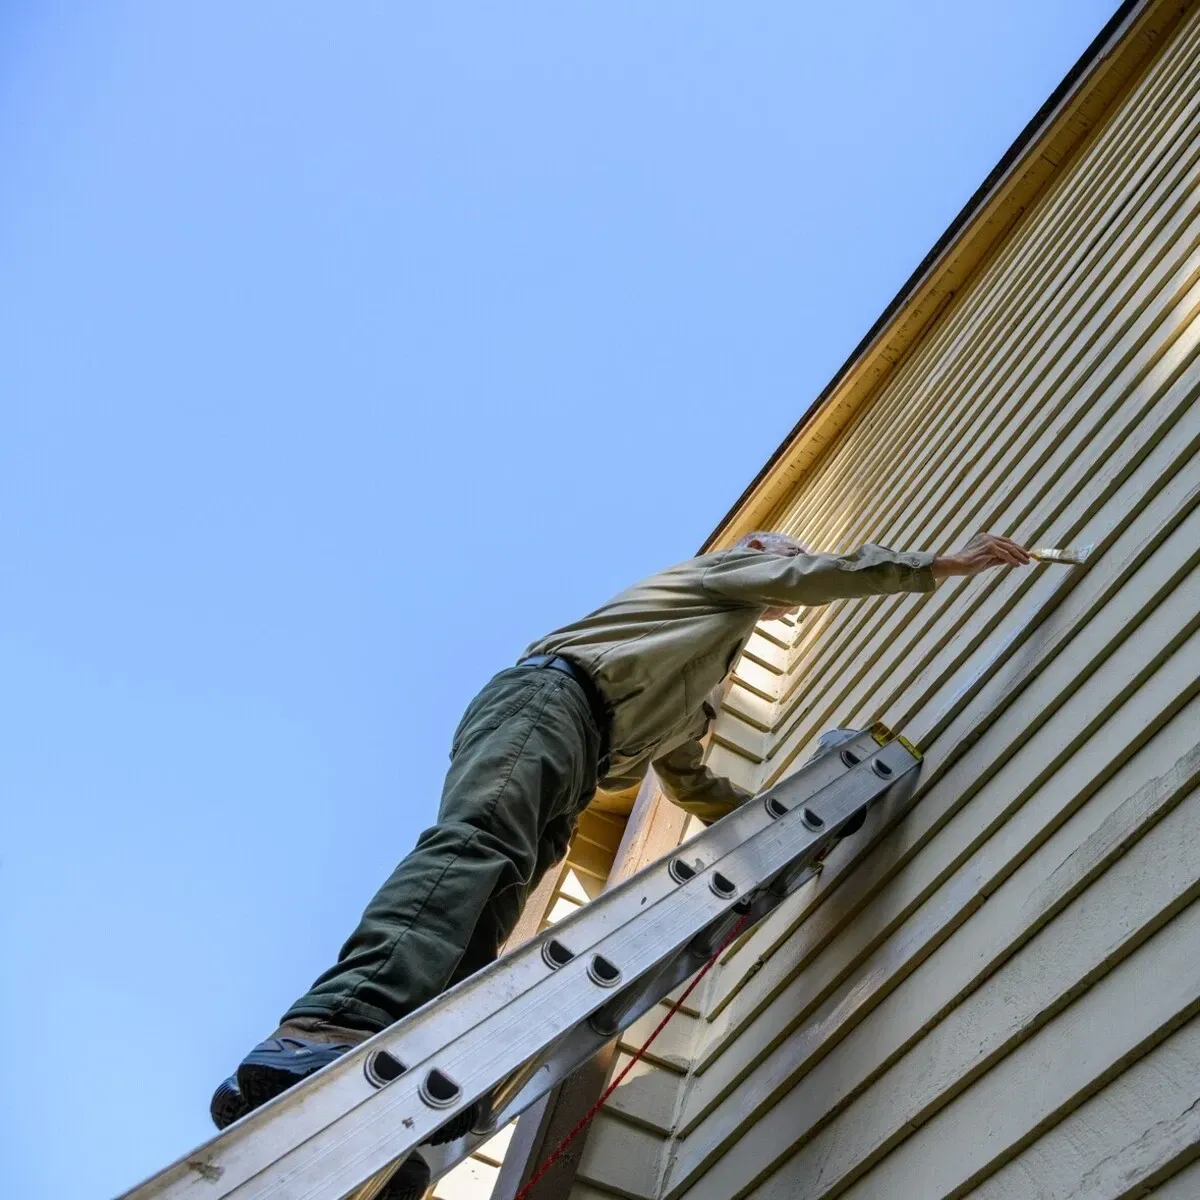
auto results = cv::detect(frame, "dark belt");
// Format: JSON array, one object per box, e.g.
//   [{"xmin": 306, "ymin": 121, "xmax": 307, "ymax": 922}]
[{"xmin": 517, "ymin": 654, "xmax": 612, "ymax": 774}]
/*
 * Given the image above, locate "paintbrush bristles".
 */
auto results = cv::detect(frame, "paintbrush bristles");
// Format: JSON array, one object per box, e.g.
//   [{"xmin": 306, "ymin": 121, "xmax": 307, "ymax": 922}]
[{"xmin": 1029, "ymin": 545, "xmax": 1093, "ymax": 565}]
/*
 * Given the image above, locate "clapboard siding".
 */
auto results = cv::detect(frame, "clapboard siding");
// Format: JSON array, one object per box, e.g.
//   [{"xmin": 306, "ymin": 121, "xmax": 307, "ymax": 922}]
[
  {"xmin": 1152, "ymin": 1161, "xmax": 1200, "ymax": 1200},
  {"xmin": 656, "ymin": 11, "xmax": 1200, "ymax": 1200},
  {"xmin": 966, "ymin": 1015, "xmax": 1200, "ymax": 1199}
]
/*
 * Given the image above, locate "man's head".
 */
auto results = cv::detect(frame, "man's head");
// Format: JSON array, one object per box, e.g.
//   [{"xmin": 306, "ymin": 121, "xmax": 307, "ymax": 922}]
[
  {"xmin": 736, "ymin": 531, "xmax": 811, "ymax": 618},
  {"xmin": 737, "ymin": 531, "xmax": 811, "ymax": 557}
]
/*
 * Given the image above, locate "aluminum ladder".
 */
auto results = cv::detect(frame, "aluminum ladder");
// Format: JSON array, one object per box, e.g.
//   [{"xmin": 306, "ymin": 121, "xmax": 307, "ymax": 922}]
[{"xmin": 117, "ymin": 724, "xmax": 921, "ymax": 1200}]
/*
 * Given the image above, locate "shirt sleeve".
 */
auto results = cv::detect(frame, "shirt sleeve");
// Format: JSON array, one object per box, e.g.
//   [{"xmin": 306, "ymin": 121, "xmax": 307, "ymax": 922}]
[
  {"xmin": 702, "ymin": 544, "xmax": 937, "ymax": 608},
  {"xmin": 652, "ymin": 738, "xmax": 754, "ymax": 826}
]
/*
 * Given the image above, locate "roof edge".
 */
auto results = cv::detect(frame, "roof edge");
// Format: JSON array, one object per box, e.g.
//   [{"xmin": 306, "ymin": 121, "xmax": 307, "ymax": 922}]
[{"xmin": 702, "ymin": 0, "xmax": 1191, "ymax": 552}]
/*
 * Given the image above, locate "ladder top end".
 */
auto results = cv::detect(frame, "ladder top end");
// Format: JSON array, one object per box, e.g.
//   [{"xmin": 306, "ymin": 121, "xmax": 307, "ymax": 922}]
[{"xmin": 870, "ymin": 722, "xmax": 922, "ymax": 761}]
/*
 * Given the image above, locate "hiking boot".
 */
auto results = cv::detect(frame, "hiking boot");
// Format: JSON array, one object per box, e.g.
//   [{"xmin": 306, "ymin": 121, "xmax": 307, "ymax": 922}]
[
  {"xmin": 233, "ymin": 1016, "xmax": 370, "ymax": 1113},
  {"xmin": 209, "ymin": 1075, "xmax": 250, "ymax": 1129},
  {"xmin": 209, "ymin": 1016, "xmax": 370, "ymax": 1132}
]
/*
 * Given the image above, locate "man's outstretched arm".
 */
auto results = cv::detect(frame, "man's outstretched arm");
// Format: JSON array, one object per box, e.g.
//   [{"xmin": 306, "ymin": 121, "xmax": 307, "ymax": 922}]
[
  {"xmin": 929, "ymin": 531, "xmax": 1031, "ymax": 578},
  {"xmin": 703, "ymin": 531, "xmax": 1029, "ymax": 608}
]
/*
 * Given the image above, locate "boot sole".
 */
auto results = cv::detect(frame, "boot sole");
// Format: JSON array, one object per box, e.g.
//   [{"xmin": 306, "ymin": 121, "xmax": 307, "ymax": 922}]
[{"xmin": 236, "ymin": 1060, "xmax": 321, "ymax": 1113}]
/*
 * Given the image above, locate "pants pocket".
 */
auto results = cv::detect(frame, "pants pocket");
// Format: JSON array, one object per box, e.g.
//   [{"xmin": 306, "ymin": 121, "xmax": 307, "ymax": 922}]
[{"xmin": 450, "ymin": 675, "xmax": 542, "ymax": 759}]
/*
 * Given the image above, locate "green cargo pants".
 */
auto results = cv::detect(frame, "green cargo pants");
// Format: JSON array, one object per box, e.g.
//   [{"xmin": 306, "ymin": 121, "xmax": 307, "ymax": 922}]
[{"xmin": 284, "ymin": 664, "xmax": 604, "ymax": 1033}]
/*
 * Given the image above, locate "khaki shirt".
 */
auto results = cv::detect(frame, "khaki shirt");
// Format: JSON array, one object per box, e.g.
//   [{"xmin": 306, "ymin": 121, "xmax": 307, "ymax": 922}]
[{"xmin": 523, "ymin": 543, "xmax": 936, "ymax": 823}]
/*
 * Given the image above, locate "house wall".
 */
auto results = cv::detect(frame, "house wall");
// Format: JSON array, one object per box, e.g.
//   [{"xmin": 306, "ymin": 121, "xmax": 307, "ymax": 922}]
[{"xmin": 655, "ymin": 7, "xmax": 1200, "ymax": 1197}]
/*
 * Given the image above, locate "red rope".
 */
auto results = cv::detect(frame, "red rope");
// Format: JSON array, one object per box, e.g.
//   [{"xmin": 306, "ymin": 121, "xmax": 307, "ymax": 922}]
[{"xmin": 514, "ymin": 914, "xmax": 750, "ymax": 1200}]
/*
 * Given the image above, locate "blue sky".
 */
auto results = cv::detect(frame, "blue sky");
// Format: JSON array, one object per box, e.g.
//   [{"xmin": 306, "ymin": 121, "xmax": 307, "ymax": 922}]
[{"xmin": 1, "ymin": 2, "xmax": 1116, "ymax": 1195}]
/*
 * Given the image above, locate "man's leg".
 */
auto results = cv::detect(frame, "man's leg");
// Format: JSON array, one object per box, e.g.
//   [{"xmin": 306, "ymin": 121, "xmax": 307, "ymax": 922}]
[
  {"xmin": 443, "ymin": 810, "xmax": 576, "ymax": 992},
  {"xmin": 221, "ymin": 664, "xmax": 602, "ymax": 1121},
  {"xmin": 287, "ymin": 667, "xmax": 601, "ymax": 1029}
]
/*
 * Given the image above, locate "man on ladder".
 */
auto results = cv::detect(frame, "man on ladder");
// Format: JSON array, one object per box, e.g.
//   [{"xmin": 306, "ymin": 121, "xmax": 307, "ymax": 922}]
[{"xmin": 210, "ymin": 529, "xmax": 1028, "ymax": 1195}]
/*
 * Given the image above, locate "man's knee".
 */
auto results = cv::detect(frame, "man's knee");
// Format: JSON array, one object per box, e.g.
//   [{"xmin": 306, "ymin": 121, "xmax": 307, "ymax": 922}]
[{"xmin": 415, "ymin": 818, "xmax": 539, "ymax": 889}]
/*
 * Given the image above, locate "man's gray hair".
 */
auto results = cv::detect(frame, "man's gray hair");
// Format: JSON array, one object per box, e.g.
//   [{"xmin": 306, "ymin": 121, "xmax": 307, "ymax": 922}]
[{"xmin": 736, "ymin": 530, "xmax": 812, "ymax": 555}]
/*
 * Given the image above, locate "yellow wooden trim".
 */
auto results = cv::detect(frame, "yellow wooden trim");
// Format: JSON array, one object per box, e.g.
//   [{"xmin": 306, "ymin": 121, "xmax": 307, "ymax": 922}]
[{"xmin": 703, "ymin": 0, "xmax": 1197, "ymax": 552}]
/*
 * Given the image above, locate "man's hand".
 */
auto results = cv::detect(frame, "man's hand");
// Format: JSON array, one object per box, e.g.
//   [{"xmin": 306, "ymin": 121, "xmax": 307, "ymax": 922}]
[{"xmin": 933, "ymin": 531, "xmax": 1031, "ymax": 579}]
